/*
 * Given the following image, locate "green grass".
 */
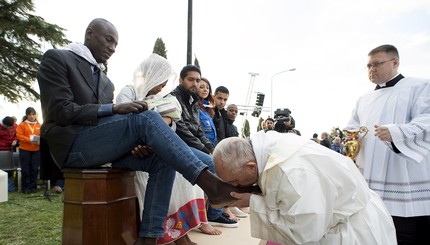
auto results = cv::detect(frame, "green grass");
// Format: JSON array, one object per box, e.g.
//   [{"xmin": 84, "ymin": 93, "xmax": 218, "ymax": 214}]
[{"xmin": 0, "ymin": 188, "xmax": 63, "ymax": 245}]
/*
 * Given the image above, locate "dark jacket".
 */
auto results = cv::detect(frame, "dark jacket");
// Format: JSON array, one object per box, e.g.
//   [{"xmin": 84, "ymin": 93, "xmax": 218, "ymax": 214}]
[
  {"xmin": 226, "ymin": 119, "xmax": 239, "ymax": 138},
  {"xmin": 38, "ymin": 49, "xmax": 115, "ymax": 167},
  {"xmin": 170, "ymin": 86, "xmax": 214, "ymax": 154},
  {"xmin": 213, "ymin": 108, "xmax": 228, "ymax": 143}
]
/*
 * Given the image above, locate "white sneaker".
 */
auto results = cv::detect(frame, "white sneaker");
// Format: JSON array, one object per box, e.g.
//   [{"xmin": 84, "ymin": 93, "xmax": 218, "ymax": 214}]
[{"xmin": 229, "ymin": 207, "xmax": 248, "ymax": 218}]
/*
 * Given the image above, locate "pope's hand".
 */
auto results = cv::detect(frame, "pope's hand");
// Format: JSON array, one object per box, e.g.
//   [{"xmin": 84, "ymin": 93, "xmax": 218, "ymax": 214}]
[{"xmin": 229, "ymin": 192, "xmax": 251, "ymax": 207}]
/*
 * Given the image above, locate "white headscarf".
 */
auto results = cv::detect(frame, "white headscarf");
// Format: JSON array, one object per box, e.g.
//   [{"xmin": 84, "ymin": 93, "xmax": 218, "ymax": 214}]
[{"xmin": 132, "ymin": 53, "xmax": 176, "ymax": 101}]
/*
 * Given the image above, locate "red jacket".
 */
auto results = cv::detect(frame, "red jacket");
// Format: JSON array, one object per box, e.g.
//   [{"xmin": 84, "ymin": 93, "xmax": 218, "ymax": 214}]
[{"xmin": 0, "ymin": 124, "xmax": 16, "ymax": 151}]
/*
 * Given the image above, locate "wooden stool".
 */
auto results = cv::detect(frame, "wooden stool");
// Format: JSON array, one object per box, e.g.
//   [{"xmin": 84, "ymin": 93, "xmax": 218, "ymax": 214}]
[{"xmin": 62, "ymin": 168, "xmax": 138, "ymax": 245}]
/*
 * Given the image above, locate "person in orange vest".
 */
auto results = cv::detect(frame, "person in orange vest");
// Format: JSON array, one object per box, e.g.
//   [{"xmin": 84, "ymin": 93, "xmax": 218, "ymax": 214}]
[{"xmin": 16, "ymin": 107, "xmax": 41, "ymax": 194}]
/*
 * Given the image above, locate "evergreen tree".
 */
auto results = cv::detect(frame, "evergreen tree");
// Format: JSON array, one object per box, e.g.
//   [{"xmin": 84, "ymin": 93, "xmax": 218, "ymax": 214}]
[
  {"xmin": 241, "ymin": 118, "xmax": 250, "ymax": 139},
  {"xmin": 194, "ymin": 54, "xmax": 200, "ymax": 68},
  {"xmin": 257, "ymin": 117, "xmax": 264, "ymax": 131},
  {"xmin": 152, "ymin": 37, "xmax": 167, "ymax": 58},
  {"xmin": 0, "ymin": 0, "xmax": 70, "ymax": 103}
]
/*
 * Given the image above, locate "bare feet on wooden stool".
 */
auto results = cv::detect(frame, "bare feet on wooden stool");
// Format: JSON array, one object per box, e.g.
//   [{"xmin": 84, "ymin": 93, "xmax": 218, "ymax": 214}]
[
  {"xmin": 134, "ymin": 237, "xmax": 156, "ymax": 245},
  {"xmin": 198, "ymin": 223, "xmax": 222, "ymax": 235}
]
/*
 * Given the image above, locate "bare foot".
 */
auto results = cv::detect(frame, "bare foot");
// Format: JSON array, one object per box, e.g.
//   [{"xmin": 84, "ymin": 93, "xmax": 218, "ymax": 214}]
[
  {"xmin": 185, "ymin": 234, "xmax": 197, "ymax": 245},
  {"xmin": 240, "ymin": 207, "xmax": 250, "ymax": 213},
  {"xmin": 224, "ymin": 207, "xmax": 240, "ymax": 222},
  {"xmin": 174, "ymin": 235, "xmax": 193, "ymax": 245},
  {"xmin": 198, "ymin": 223, "xmax": 222, "ymax": 235}
]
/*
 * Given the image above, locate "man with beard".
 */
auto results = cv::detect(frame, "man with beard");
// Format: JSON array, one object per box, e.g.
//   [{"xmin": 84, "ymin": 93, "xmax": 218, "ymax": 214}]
[
  {"xmin": 264, "ymin": 118, "xmax": 275, "ymax": 132},
  {"xmin": 170, "ymin": 65, "xmax": 238, "ymax": 228},
  {"xmin": 170, "ymin": 65, "xmax": 215, "ymax": 154}
]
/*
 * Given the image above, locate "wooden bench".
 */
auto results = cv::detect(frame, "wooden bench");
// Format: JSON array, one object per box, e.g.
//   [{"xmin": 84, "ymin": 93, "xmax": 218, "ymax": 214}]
[{"xmin": 62, "ymin": 168, "xmax": 139, "ymax": 245}]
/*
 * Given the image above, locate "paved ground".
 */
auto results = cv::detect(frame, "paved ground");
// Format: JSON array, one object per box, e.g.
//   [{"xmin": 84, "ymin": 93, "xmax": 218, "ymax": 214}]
[{"xmin": 188, "ymin": 215, "xmax": 266, "ymax": 245}]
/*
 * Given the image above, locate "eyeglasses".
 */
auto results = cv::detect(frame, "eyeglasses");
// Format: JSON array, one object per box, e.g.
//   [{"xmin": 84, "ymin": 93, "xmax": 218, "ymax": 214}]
[{"xmin": 366, "ymin": 58, "xmax": 396, "ymax": 69}]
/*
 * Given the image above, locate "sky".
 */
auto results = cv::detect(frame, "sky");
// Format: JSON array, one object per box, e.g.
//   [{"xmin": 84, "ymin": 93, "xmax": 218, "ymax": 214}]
[{"xmin": 1, "ymin": 0, "xmax": 430, "ymax": 138}]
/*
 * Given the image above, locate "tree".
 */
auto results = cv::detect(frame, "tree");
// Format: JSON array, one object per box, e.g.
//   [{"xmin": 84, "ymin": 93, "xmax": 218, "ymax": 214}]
[
  {"xmin": 257, "ymin": 117, "xmax": 264, "ymax": 131},
  {"xmin": 152, "ymin": 37, "xmax": 167, "ymax": 58},
  {"xmin": 0, "ymin": 0, "xmax": 70, "ymax": 103},
  {"xmin": 194, "ymin": 54, "xmax": 200, "ymax": 68},
  {"xmin": 241, "ymin": 118, "xmax": 250, "ymax": 139}
]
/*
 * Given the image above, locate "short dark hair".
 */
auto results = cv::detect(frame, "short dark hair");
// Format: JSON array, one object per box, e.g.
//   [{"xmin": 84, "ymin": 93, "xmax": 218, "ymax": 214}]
[
  {"xmin": 368, "ymin": 44, "xmax": 399, "ymax": 59},
  {"xmin": 266, "ymin": 118, "xmax": 274, "ymax": 123},
  {"xmin": 214, "ymin": 86, "xmax": 229, "ymax": 95},
  {"xmin": 2, "ymin": 116, "xmax": 14, "ymax": 127},
  {"xmin": 313, "ymin": 133, "xmax": 318, "ymax": 138},
  {"xmin": 180, "ymin": 65, "xmax": 201, "ymax": 79}
]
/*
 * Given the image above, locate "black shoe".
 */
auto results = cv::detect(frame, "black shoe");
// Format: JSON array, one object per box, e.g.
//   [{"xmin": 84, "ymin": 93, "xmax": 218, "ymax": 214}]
[{"xmin": 208, "ymin": 214, "xmax": 239, "ymax": 228}]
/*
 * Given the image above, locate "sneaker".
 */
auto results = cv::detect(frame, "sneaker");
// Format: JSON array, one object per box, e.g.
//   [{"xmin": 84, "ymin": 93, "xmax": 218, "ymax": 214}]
[
  {"xmin": 229, "ymin": 207, "xmax": 248, "ymax": 218},
  {"xmin": 53, "ymin": 186, "xmax": 63, "ymax": 194},
  {"xmin": 208, "ymin": 214, "xmax": 239, "ymax": 228}
]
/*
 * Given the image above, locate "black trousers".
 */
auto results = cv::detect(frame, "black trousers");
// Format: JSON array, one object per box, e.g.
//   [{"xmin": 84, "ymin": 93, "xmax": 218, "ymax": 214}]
[{"xmin": 392, "ymin": 216, "xmax": 430, "ymax": 245}]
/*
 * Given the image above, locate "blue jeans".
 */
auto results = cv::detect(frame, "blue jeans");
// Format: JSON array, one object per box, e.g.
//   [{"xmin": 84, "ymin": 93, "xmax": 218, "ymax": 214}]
[{"xmin": 63, "ymin": 110, "xmax": 208, "ymax": 238}]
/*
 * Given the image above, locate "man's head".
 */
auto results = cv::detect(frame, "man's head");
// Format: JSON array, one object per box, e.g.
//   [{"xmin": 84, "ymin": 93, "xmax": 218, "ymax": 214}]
[
  {"xmin": 212, "ymin": 137, "xmax": 258, "ymax": 187},
  {"xmin": 84, "ymin": 18, "xmax": 119, "ymax": 64},
  {"xmin": 179, "ymin": 65, "xmax": 201, "ymax": 94},
  {"xmin": 226, "ymin": 104, "xmax": 238, "ymax": 121},
  {"xmin": 2, "ymin": 116, "xmax": 14, "ymax": 129},
  {"xmin": 265, "ymin": 118, "xmax": 275, "ymax": 130},
  {"xmin": 334, "ymin": 136, "xmax": 342, "ymax": 145},
  {"xmin": 321, "ymin": 132, "xmax": 329, "ymax": 139},
  {"xmin": 214, "ymin": 86, "xmax": 229, "ymax": 110},
  {"xmin": 367, "ymin": 44, "xmax": 399, "ymax": 85}
]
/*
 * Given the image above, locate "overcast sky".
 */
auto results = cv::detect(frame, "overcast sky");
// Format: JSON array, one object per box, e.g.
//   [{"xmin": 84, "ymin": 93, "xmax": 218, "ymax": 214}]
[{"xmin": 2, "ymin": 0, "xmax": 430, "ymax": 138}]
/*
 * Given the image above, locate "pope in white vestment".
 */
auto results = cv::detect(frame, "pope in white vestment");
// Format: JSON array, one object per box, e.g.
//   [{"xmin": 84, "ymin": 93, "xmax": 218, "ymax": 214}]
[{"xmin": 212, "ymin": 132, "xmax": 397, "ymax": 245}]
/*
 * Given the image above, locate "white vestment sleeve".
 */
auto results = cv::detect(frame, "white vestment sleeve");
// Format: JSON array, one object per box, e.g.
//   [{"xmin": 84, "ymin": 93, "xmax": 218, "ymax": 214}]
[
  {"xmin": 250, "ymin": 166, "xmax": 340, "ymax": 244},
  {"xmin": 385, "ymin": 81, "xmax": 430, "ymax": 163}
]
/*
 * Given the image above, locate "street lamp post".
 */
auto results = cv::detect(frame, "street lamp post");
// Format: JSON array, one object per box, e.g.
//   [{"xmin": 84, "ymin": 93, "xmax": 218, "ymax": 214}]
[{"xmin": 270, "ymin": 68, "xmax": 296, "ymax": 117}]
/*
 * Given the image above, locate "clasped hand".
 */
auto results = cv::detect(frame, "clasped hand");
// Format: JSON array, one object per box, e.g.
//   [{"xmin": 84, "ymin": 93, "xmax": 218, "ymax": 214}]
[{"xmin": 374, "ymin": 125, "xmax": 392, "ymax": 142}]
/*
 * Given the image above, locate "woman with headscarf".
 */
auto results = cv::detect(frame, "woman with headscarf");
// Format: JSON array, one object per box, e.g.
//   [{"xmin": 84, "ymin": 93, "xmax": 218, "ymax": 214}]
[{"xmin": 116, "ymin": 53, "xmax": 219, "ymax": 245}]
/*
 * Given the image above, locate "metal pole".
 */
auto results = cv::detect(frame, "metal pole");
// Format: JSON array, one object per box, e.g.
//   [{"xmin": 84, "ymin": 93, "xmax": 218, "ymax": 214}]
[
  {"xmin": 187, "ymin": 0, "xmax": 193, "ymax": 65},
  {"xmin": 270, "ymin": 68, "xmax": 296, "ymax": 117}
]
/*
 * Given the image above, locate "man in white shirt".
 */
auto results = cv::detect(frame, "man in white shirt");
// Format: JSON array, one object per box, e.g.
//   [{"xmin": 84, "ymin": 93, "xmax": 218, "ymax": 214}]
[
  {"xmin": 212, "ymin": 131, "xmax": 396, "ymax": 245},
  {"xmin": 345, "ymin": 44, "xmax": 430, "ymax": 245}
]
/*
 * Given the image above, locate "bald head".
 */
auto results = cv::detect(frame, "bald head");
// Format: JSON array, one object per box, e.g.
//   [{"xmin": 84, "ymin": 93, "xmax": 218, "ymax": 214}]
[
  {"xmin": 213, "ymin": 137, "xmax": 258, "ymax": 187},
  {"xmin": 84, "ymin": 18, "xmax": 118, "ymax": 63}
]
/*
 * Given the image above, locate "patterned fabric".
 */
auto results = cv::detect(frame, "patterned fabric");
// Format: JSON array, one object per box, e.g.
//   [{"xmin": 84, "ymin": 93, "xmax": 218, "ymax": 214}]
[{"xmin": 135, "ymin": 172, "xmax": 206, "ymax": 244}]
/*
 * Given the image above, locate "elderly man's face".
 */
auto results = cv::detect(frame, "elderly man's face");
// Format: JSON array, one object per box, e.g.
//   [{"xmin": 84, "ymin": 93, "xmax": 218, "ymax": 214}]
[{"xmin": 214, "ymin": 160, "xmax": 258, "ymax": 187}]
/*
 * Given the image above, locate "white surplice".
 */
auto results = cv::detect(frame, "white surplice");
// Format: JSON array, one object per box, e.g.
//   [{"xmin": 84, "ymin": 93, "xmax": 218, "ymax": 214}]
[
  {"xmin": 346, "ymin": 77, "xmax": 430, "ymax": 217},
  {"xmin": 249, "ymin": 131, "xmax": 396, "ymax": 245}
]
